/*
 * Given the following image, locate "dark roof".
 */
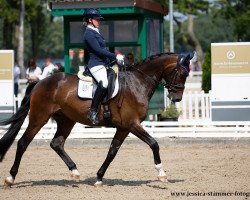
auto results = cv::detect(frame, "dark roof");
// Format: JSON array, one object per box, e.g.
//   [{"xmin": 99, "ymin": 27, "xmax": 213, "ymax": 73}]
[{"xmin": 49, "ymin": 0, "xmax": 168, "ymax": 16}]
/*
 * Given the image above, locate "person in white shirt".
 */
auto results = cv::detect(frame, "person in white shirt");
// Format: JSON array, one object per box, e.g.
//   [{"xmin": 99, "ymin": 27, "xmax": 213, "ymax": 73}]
[
  {"xmin": 39, "ymin": 58, "xmax": 57, "ymax": 80},
  {"xmin": 14, "ymin": 62, "xmax": 21, "ymax": 97},
  {"xmin": 26, "ymin": 59, "xmax": 42, "ymax": 83}
]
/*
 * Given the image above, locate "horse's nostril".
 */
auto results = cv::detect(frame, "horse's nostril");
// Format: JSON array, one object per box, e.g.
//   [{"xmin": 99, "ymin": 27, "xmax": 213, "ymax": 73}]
[{"xmin": 172, "ymin": 98, "xmax": 181, "ymax": 103}]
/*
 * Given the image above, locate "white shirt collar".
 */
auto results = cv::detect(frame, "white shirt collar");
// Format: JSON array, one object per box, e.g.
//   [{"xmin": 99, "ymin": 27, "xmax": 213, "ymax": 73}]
[{"xmin": 87, "ymin": 25, "xmax": 100, "ymax": 34}]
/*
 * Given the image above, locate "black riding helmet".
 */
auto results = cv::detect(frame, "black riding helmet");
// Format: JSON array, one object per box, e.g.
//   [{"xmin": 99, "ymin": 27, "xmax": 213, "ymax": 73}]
[{"xmin": 83, "ymin": 8, "xmax": 104, "ymax": 21}]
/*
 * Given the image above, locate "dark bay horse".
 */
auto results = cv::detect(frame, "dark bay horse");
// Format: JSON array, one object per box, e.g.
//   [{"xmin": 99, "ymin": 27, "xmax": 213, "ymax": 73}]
[{"xmin": 0, "ymin": 52, "xmax": 194, "ymax": 188}]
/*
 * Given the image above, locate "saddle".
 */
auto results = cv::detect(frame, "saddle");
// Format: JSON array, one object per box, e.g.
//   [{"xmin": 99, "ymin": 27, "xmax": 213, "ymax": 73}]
[{"xmin": 77, "ymin": 65, "xmax": 119, "ymax": 103}]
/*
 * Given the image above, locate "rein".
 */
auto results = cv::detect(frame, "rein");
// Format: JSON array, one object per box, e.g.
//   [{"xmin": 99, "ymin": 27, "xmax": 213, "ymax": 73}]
[{"xmin": 128, "ymin": 64, "xmax": 158, "ymax": 87}]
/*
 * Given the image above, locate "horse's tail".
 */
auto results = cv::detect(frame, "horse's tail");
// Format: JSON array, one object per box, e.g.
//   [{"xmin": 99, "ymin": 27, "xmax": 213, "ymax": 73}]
[{"xmin": 0, "ymin": 81, "xmax": 38, "ymax": 162}]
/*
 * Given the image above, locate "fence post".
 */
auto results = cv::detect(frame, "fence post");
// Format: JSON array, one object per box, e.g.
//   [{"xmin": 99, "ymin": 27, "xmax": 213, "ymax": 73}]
[
  {"xmin": 194, "ymin": 91, "xmax": 199, "ymax": 119},
  {"xmin": 188, "ymin": 91, "xmax": 193, "ymax": 120}
]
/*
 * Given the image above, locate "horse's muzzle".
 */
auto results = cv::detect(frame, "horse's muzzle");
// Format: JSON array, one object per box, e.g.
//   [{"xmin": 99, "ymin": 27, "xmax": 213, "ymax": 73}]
[{"xmin": 167, "ymin": 92, "xmax": 182, "ymax": 103}]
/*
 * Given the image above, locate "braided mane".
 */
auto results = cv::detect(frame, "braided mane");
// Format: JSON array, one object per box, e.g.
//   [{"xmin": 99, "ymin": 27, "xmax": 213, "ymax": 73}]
[{"xmin": 130, "ymin": 52, "xmax": 175, "ymax": 68}]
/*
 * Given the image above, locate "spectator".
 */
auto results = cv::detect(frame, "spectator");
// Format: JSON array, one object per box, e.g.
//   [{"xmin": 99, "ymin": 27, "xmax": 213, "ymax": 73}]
[
  {"xmin": 39, "ymin": 58, "xmax": 57, "ymax": 80},
  {"xmin": 54, "ymin": 63, "xmax": 64, "ymax": 72},
  {"xmin": 126, "ymin": 52, "xmax": 135, "ymax": 66},
  {"xmin": 13, "ymin": 62, "xmax": 20, "ymax": 97},
  {"xmin": 26, "ymin": 59, "xmax": 42, "ymax": 83}
]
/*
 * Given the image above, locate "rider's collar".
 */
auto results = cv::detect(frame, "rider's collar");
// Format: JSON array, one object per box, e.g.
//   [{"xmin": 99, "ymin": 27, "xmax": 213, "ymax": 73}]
[{"xmin": 87, "ymin": 25, "xmax": 100, "ymax": 34}]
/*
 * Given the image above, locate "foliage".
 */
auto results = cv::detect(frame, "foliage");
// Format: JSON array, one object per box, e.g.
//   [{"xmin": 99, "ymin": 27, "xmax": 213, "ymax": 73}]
[
  {"xmin": 163, "ymin": 13, "xmax": 235, "ymax": 54},
  {"xmin": 0, "ymin": 0, "xmax": 19, "ymax": 23},
  {"xmin": 0, "ymin": 0, "xmax": 64, "ymax": 62},
  {"xmin": 202, "ymin": 46, "xmax": 211, "ymax": 93},
  {"xmin": 160, "ymin": 103, "xmax": 181, "ymax": 118},
  {"xmin": 0, "ymin": 0, "xmax": 19, "ymax": 49},
  {"xmin": 212, "ymin": 0, "xmax": 250, "ymax": 41}
]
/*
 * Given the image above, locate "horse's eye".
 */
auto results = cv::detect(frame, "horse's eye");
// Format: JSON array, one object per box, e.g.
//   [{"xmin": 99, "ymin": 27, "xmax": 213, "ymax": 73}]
[{"xmin": 179, "ymin": 73, "xmax": 186, "ymax": 79}]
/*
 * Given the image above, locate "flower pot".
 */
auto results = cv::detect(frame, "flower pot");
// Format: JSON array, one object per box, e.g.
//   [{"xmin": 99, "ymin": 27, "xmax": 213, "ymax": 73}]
[{"xmin": 158, "ymin": 116, "xmax": 178, "ymax": 122}]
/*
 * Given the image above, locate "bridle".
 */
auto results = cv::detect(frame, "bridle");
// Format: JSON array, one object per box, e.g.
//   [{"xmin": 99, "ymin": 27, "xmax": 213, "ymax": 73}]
[
  {"xmin": 164, "ymin": 57, "xmax": 190, "ymax": 93},
  {"xmin": 119, "ymin": 54, "xmax": 190, "ymax": 93}
]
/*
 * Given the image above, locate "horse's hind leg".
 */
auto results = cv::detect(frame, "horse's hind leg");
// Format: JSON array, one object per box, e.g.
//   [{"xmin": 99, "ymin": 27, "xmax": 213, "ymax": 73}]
[
  {"xmin": 95, "ymin": 128, "xmax": 129, "ymax": 187},
  {"xmin": 130, "ymin": 123, "xmax": 167, "ymax": 182},
  {"xmin": 4, "ymin": 119, "xmax": 48, "ymax": 188},
  {"xmin": 50, "ymin": 113, "xmax": 79, "ymax": 181}
]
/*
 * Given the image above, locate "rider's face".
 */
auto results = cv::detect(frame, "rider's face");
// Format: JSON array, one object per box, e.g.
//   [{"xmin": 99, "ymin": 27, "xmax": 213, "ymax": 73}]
[{"xmin": 90, "ymin": 18, "xmax": 100, "ymax": 28}]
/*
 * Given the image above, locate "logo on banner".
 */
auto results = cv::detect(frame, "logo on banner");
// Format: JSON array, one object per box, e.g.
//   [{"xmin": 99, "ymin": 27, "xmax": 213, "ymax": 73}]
[{"xmin": 226, "ymin": 51, "xmax": 235, "ymax": 59}]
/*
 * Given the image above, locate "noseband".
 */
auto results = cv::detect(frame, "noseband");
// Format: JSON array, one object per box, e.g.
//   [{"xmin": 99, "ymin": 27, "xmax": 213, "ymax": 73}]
[{"xmin": 164, "ymin": 58, "xmax": 189, "ymax": 92}]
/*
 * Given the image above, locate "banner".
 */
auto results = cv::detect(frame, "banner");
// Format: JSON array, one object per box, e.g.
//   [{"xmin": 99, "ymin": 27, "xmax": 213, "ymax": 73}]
[
  {"xmin": 211, "ymin": 42, "xmax": 250, "ymax": 121},
  {"xmin": 212, "ymin": 42, "xmax": 250, "ymax": 74},
  {"xmin": 0, "ymin": 50, "xmax": 14, "ymax": 120}
]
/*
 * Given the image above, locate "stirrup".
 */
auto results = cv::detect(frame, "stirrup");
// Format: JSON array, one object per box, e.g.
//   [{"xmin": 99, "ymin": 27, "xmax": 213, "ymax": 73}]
[{"xmin": 87, "ymin": 110, "xmax": 99, "ymax": 125}]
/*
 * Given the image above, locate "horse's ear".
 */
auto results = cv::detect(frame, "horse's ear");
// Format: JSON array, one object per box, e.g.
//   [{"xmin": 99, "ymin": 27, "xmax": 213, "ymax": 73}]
[
  {"xmin": 178, "ymin": 53, "xmax": 190, "ymax": 70},
  {"xmin": 178, "ymin": 51, "xmax": 197, "ymax": 72},
  {"xmin": 189, "ymin": 51, "xmax": 197, "ymax": 63}
]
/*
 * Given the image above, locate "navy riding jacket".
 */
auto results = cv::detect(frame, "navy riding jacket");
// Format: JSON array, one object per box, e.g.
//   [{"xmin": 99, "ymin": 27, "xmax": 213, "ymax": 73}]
[{"xmin": 83, "ymin": 27, "xmax": 116, "ymax": 68}]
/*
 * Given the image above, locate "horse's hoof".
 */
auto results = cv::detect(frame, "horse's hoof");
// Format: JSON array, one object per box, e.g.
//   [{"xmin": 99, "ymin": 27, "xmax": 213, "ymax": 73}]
[
  {"xmin": 3, "ymin": 176, "xmax": 14, "ymax": 189},
  {"xmin": 158, "ymin": 175, "xmax": 167, "ymax": 182},
  {"xmin": 70, "ymin": 169, "xmax": 80, "ymax": 182},
  {"xmin": 94, "ymin": 181, "xmax": 103, "ymax": 188}
]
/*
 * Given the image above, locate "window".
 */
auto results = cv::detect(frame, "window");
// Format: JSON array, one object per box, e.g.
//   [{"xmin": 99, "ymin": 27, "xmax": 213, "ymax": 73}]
[
  {"xmin": 147, "ymin": 19, "xmax": 160, "ymax": 56},
  {"xmin": 69, "ymin": 20, "xmax": 138, "ymax": 44},
  {"xmin": 70, "ymin": 22, "xmax": 85, "ymax": 44}
]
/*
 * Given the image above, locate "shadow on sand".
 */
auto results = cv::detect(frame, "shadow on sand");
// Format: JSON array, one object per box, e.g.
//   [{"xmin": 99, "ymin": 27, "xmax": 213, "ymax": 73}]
[{"xmin": 7, "ymin": 177, "xmax": 184, "ymax": 189}]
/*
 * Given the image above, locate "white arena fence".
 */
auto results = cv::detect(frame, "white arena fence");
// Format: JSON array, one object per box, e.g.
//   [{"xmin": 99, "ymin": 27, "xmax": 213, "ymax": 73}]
[
  {"xmin": 0, "ymin": 91, "xmax": 249, "ymax": 139},
  {"xmin": 175, "ymin": 90, "xmax": 211, "ymax": 121}
]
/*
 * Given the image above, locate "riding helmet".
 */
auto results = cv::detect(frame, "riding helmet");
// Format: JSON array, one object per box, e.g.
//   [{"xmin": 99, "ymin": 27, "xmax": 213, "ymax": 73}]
[{"xmin": 83, "ymin": 8, "xmax": 104, "ymax": 20}]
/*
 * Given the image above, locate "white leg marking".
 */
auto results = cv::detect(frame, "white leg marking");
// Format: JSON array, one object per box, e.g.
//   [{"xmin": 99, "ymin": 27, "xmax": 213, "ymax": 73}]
[
  {"xmin": 94, "ymin": 181, "xmax": 103, "ymax": 188},
  {"xmin": 155, "ymin": 163, "xmax": 167, "ymax": 182},
  {"xmin": 70, "ymin": 169, "xmax": 80, "ymax": 181},
  {"xmin": 4, "ymin": 175, "xmax": 14, "ymax": 188}
]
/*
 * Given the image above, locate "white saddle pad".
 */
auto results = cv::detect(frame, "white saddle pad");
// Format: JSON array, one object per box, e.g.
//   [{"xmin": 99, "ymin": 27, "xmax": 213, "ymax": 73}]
[{"xmin": 78, "ymin": 77, "xmax": 119, "ymax": 99}]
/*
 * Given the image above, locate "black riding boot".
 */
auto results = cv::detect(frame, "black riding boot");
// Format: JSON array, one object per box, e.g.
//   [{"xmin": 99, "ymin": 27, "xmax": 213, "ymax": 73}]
[{"xmin": 87, "ymin": 82, "xmax": 107, "ymax": 124}]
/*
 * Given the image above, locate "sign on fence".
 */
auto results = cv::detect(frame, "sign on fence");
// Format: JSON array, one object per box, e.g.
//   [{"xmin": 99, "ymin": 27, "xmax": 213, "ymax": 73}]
[
  {"xmin": 0, "ymin": 50, "xmax": 14, "ymax": 120},
  {"xmin": 211, "ymin": 42, "xmax": 250, "ymax": 121}
]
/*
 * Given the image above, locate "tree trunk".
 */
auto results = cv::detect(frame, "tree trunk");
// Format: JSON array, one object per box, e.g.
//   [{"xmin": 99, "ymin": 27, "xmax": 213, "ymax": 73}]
[
  {"xmin": 186, "ymin": 14, "xmax": 203, "ymax": 68},
  {"xmin": 17, "ymin": 0, "xmax": 25, "ymax": 77},
  {"xmin": 3, "ymin": 19, "xmax": 13, "ymax": 49},
  {"xmin": 173, "ymin": 14, "xmax": 204, "ymax": 70}
]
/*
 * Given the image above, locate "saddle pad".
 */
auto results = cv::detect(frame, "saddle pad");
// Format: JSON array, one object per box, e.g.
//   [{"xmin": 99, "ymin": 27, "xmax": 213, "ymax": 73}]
[
  {"xmin": 78, "ymin": 78, "xmax": 119, "ymax": 99},
  {"xmin": 78, "ymin": 80, "xmax": 93, "ymax": 99}
]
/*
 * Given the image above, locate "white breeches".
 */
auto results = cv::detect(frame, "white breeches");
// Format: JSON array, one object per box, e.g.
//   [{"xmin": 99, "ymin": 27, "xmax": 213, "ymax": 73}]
[{"xmin": 89, "ymin": 65, "xmax": 108, "ymax": 88}]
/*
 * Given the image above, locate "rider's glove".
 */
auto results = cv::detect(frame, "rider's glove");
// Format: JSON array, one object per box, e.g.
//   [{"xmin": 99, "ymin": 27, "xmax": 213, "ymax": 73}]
[{"xmin": 116, "ymin": 54, "xmax": 124, "ymax": 65}]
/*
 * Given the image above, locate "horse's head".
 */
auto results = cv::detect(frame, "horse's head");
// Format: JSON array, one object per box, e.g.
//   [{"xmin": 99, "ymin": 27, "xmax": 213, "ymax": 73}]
[{"xmin": 162, "ymin": 52, "xmax": 196, "ymax": 102}]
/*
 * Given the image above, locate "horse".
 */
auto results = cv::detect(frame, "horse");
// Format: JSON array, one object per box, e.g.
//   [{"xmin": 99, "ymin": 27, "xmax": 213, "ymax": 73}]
[{"xmin": 0, "ymin": 52, "xmax": 194, "ymax": 188}]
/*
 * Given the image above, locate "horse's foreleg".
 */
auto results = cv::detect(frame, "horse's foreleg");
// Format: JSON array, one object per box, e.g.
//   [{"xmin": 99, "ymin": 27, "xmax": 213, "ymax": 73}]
[
  {"xmin": 130, "ymin": 123, "xmax": 167, "ymax": 182},
  {"xmin": 50, "ymin": 115, "xmax": 79, "ymax": 181},
  {"xmin": 95, "ymin": 128, "xmax": 129, "ymax": 187}
]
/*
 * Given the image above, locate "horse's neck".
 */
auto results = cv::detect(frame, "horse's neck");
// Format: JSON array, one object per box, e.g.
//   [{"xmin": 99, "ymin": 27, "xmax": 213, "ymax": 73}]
[{"xmin": 121, "ymin": 65, "xmax": 161, "ymax": 100}]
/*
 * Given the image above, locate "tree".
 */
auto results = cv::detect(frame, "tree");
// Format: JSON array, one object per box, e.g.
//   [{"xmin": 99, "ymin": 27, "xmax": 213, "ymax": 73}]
[
  {"xmin": 202, "ymin": 46, "xmax": 211, "ymax": 93},
  {"xmin": 0, "ymin": 0, "xmax": 19, "ymax": 49},
  {"xmin": 212, "ymin": 0, "xmax": 250, "ymax": 41},
  {"xmin": 25, "ymin": 1, "xmax": 47, "ymax": 59},
  {"xmin": 155, "ymin": 0, "xmax": 210, "ymax": 68},
  {"xmin": 173, "ymin": 1, "xmax": 211, "ymax": 68},
  {"xmin": 17, "ymin": 0, "xmax": 25, "ymax": 74}
]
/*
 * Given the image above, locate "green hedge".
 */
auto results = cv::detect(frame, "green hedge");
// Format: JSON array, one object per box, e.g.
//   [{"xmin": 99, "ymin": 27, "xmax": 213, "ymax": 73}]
[{"xmin": 202, "ymin": 46, "xmax": 211, "ymax": 93}]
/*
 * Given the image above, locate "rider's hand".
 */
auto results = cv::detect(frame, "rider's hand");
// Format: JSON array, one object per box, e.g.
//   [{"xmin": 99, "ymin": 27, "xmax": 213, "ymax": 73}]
[{"xmin": 116, "ymin": 54, "xmax": 124, "ymax": 65}]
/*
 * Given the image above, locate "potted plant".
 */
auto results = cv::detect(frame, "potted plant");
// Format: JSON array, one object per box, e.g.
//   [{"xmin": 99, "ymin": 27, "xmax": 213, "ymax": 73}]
[{"xmin": 158, "ymin": 103, "xmax": 182, "ymax": 121}]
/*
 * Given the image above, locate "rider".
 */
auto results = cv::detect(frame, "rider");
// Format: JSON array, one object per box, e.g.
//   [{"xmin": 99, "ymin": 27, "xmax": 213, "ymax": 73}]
[{"xmin": 83, "ymin": 8, "xmax": 124, "ymax": 125}]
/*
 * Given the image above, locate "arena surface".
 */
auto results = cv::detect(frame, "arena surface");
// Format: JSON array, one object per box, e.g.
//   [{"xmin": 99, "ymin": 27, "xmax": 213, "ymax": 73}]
[{"xmin": 0, "ymin": 138, "xmax": 249, "ymax": 200}]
